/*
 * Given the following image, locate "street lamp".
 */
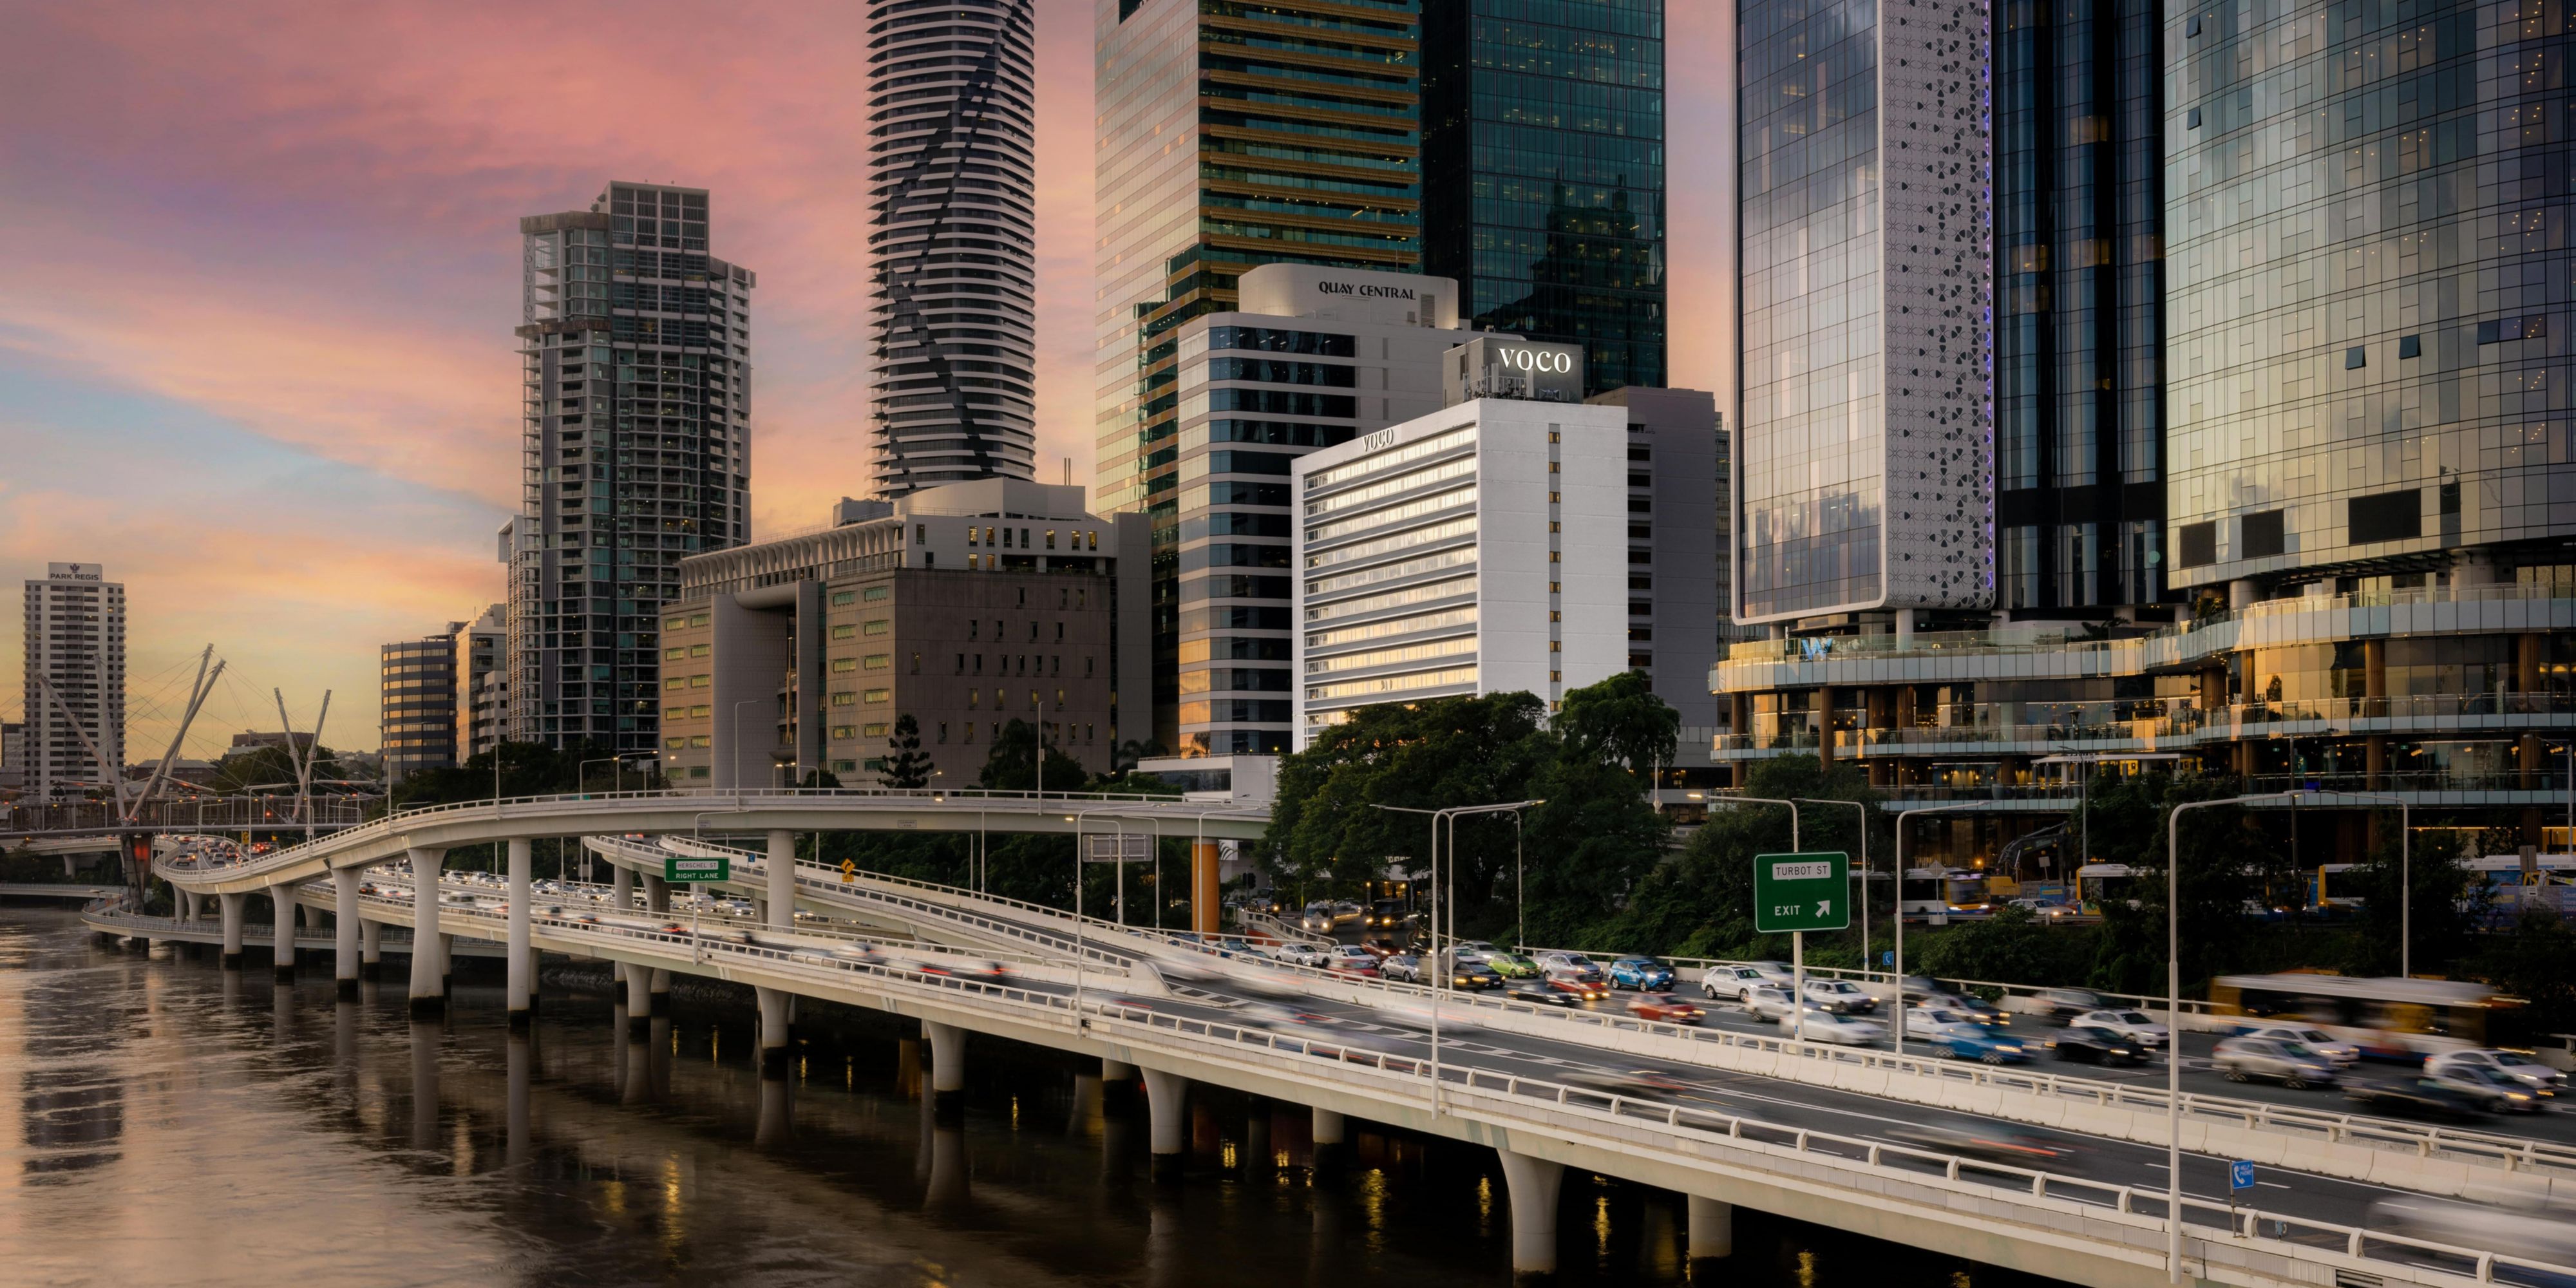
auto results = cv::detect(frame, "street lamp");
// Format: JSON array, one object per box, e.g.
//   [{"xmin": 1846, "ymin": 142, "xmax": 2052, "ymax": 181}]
[
  {"xmin": 1795, "ymin": 796, "xmax": 1872, "ymax": 976},
  {"xmin": 1372, "ymin": 799, "xmax": 1540, "ymax": 1116},
  {"xmin": 2164, "ymin": 791, "xmax": 2297, "ymax": 1285},
  {"xmin": 1891, "ymin": 801, "xmax": 1980, "ymax": 1055},
  {"xmin": 1710, "ymin": 795, "xmax": 1801, "ymax": 1036}
]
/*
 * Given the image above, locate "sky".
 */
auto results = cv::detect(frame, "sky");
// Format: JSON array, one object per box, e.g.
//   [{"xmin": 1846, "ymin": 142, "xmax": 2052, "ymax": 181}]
[{"xmin": 0, "ymin": 1, "xmax": 1730, "ymax": 762}]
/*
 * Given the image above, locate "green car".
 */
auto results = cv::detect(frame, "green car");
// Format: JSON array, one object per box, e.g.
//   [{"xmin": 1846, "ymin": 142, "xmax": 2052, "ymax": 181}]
[{"xmin": 1483, "ymin": 951, "xmax": 1543, "ymax": 980}]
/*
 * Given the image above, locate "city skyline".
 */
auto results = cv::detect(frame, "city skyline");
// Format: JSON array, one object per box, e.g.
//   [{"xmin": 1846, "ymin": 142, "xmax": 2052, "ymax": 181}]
[{"xmin": 0, "ymin": 4, "xmax": 1739, "ymax": 759}]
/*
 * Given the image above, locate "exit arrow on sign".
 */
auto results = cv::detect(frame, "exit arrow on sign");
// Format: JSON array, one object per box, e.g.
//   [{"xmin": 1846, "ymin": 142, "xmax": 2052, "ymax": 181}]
[{"xmin": 1815, "ymin": 900, "xmax": 1832, "ymax": 918}]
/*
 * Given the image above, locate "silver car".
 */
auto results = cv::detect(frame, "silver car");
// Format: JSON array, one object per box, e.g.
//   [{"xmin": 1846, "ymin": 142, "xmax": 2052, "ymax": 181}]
[
  {"xmin": 2238, "ymin": 1023, "xmax": 2361, "ymax": 1067},
  {"xmin": 2427, "ymin": 1048, "xmax": 2569, "ymax": 1095},
  {"xmin": 1744, "ymin": 985, "xmax": 1797, "ymax": 1022},
  {"xmin": 2213, "ymin": 1036, "xmax": 2338, "ymax": 1090}
]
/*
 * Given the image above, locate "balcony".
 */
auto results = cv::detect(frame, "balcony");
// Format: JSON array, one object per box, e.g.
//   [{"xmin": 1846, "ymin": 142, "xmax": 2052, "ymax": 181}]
[{"xmin": 1713, "ymin": 692, "xmax": 2576, "ymax": 758}]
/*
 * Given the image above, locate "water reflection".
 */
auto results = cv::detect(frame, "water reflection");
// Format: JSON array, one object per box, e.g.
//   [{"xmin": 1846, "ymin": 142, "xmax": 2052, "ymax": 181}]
[{"xmin": 0, "ymin": 910, "xmax": 2065, "ymax": 1288}]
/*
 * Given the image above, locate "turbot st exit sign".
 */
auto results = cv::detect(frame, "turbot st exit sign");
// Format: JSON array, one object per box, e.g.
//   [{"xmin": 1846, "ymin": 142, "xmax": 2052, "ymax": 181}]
[
  {"xmin": 666, "ymin": 855, "xmax": 730, "ymax": 884},
  {"xmin": 1754, "ymin": 851, "xmax": 1850, "ymax": 933}
]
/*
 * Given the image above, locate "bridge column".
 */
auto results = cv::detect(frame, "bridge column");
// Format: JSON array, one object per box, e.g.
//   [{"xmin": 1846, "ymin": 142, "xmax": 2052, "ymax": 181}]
[
  {"xmin": 507, "ymin": 839, "xmax": 533, "ymax": 1028},
  {"xmin": 624, "ymin": 964, "xmax": 652, "ymax": 1036},
  {"xmin": 755, "ymin": 985, "xmax": 792, "ymax": 1077},
  {"xmin": 439, "ymin": 934, "xmax": 455, "ymax": 998},
  {"xmin": 359, "ymin": 914, "xmax": 383, "ymax": 981},
  {"xmin": 648, "ymin": 969, "xmax": 672, "ymax": 1017},
  {"xmin": 1141, "ymin": 1066, "xmax": 1188, "ymax": 1182},
  {"xmin": 766, "ymin": 829, "xmax": 795, "ymax": 930},
  {"xmin": 218, "ymin": 891, "xmax": 246, "ymax": 970},
  {"xmin": 643, "ymin": 872, "xmax": 668, "ymax": 914},
  {"xmin": 1495, "ymin": 1148, "xmax": 1564, "ymax": 1285},
  {"xmin": 922, "ymin": 1019, "xmax": 965, "ymax": 1117},
  {"xmin": 611, "ymin": 860, "xmax": 632, "ymax": 911},
  {"xmin": 408, "ymin": 847, "xmax": 446, "ymax": 1019},
  {"xmin": 270, "ymin": 884, "xmax": 298, "ymax": 983},
  {"xmin": 332, "ymin": 867, "xmax": 360, "ymax": 999},
  {"xmin": 1191, "ymin": 840, "xmax": 1220, "ymax": 934},
  {"xmin": 1687, "ymin": 1196, "xmax": 1733, "ymax": 1278},
  {"xmin": 1312, "ymin": 1105, "xmax": 1347, "ymax": 1170}
]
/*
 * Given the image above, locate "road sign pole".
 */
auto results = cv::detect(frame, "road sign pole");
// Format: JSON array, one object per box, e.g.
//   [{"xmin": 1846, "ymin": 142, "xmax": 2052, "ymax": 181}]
[{"xmin": 1793, "ymin": 929, "xmax": 1804, "ymax": 1043}]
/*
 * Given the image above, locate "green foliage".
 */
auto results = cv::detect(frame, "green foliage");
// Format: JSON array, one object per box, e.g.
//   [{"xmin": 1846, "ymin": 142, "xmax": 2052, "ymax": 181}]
[
  {"xmin": 389, "ymin": 740, "xmax": 630, "ymax": 810},
  {"xmin": 2335, "ymin": 824, "xmax": 2484, "ymax": 976},
  {"xmin": 976, "ymin": 719, "xmax": 1087, "ymax": 792},
  {"xmin": 879, "ymin": 714, "xmax": 933, "ymax": 789},
  {"xmin": 210, "ymin": 743, "xmax": 346, "ymax": 795},
  {"xmin": 1586, "ymin": 754, "xmax": 1880, "ymax": 960},
  {"xmin": 1910, "ymin": 904, "xmax": 2094, "ymax": 987},
  {"xmin": 2079, "ymin": 773, "xmax": 2295, "ymax": 994},
  {"xmin": 1553, "ymin": 669, "xmax": 1679, "ymax": 777},
  {"xmin": 2468, "ymin": 909, "xmax": 2576, "ymax": 1037}
]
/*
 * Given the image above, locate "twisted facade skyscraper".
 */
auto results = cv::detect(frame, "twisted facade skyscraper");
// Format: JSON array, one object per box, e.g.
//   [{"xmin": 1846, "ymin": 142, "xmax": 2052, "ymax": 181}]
[{"xmin": 866, "ymin": 0, "xmax": 1039, "ymax": 497}]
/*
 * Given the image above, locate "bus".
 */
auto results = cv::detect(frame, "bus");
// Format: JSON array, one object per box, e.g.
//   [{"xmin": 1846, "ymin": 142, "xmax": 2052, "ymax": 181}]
[
  {"xmin": 2207, "ymin": 973, "xmax": 2517, "ymax": 1058},
  {"xmin": 1900, "ymin": 866, "xmax": 1991, "ymax": 920},
  {"xmin": 2072, "ymin": 863, "xmax": 2137, "ymax": 914}
]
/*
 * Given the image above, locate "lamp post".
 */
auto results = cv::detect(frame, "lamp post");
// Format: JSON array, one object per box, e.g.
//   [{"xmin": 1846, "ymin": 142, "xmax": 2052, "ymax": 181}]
[
  {"xmin": 1891, "ymin": 802, "xmax": 1980, "ymax": 1055},
  {"xmin": 1712, "ymin": 795, "xmax": 1801, "ymax": 1035},
  {"xmin": 2164, "ymin": 791, "xmax": 2297, "ymax": 1285},
  {"xmin": 1795, "ymin": 796, "xmax": 1872, "ymax": 976},
  {"xmin": 1511, "ymin": 812, "xmax": 1525, "ymax": 951},
  {"xmin": 1372, "ymin": 799, "xmax": 1539, "ymax": 1116},
  {"xmin": 1069, "ymin": 806, "xmax": 1115, "ymax": 1031}
]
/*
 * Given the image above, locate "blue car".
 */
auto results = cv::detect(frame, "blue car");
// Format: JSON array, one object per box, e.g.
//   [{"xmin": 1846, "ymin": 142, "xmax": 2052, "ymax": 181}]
[
  {"xmin": 1607, "ymin": 956, "xmax": 1674, "ymax": 991},
  {"xmin": 1927, "ymin": 1021, "xmax": 2029, "ymax": 1065}
]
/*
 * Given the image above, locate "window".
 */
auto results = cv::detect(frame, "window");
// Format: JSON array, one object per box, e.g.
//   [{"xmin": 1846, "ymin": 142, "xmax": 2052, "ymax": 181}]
[
  {"xmin": 2345, "ymin": 346, "xmax": 2367, "ymax": 369},
  {"xmin": 690, "ymin": 644, "xmax": 709, "ymax": 658},
  {"xmin": 2398, "ymin": 334, "xmax": 2421, "ymax": 359},
  {"xmin": 863, "ymin": 619, "xmax": 889, "ymax": 636},
  {"xmin": 690, "ymin": 735, "xmax": 710, "ymax": 748},
  {"xmin": 2242, "ymin": 510, "xmax": 2286, "ymax": 559},
  {"xmin": 831, "ymin": 624, "xmax": 856, "ymax": 639},
  {"xmin": 863, "ymin": 585, "xmax": 889, "ymax": 601},
  {"xmin": 938, "ymin": 721, "xmax": 949, "ymax": 743},
  {"xmin": 1055, "ymin": 621, "xmax": 1065, "ymax": 641},
  {"xmin": 665, "ymin": 737, "xmax": 688, "ymax": 750},
  {"xmin": 689, "ymin": 674, "xmax": 709, "ymax": 688},
  {"xmin": 863, "ymin": 688, "xmax": 889, "ymax": 703},
  {"xmin": 831, "ymin": 658, "xmax": 857, "ymax": 673},
  {"xmin": 863, "ymin": 654, "xmax": 890, "ymax": 670},
  {"xmin": 664, "ymin": 615, "xmax": 689, "ymax": 630},
  {"xmin": 830, "ymin": 591, "xmax": 855, "ymax": 607},
  {"xmin": 664, "ymin": 677, "xmax": 687, "ymax": 691},
  {"xmin": 863, "ymin": 722, "xmax": 888, "ymax": 737},
  {"xmin": 831, "ymin": 724, "xmax": 857, "ymax": 740},
  {"xmin": 2177, "ymin": 521, "xmax": 2217, "ymax": 568},
  {"xmin": 829, "ymin": 692, "xmax": 855, "ymax": 706},
  {"xmin": 663, "ymin": 646, "xmax": 686, "ymax": 661},
  {"xmin": 2348, "ymin": 489, "xmax": 2423, "ymax": 544}
]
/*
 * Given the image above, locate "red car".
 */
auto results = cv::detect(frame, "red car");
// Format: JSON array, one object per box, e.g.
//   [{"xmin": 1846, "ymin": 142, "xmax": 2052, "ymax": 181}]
[
  {"xmin": 1628, "ymin": 993, "xmax": 1705, "ymax": 1025},
  {"xmin": 1325, "ymin": 945, "xmax": 1382, "ymax": 978},
  {"xmin": 1544, "ymin": 976, "xmax": 1608, "ymax": 1002}
]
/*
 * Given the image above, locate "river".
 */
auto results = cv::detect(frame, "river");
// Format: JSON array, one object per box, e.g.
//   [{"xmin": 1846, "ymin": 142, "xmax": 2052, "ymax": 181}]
[{"xmin": 0, "ymin": 909, "xmax": 2059, "ymax": 1287}]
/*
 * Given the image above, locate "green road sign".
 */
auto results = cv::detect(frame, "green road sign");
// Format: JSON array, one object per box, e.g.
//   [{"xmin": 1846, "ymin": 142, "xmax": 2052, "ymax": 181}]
[
  {"xmin": 1754, "ymin": 851, "xmax": 1850, "ymax": 933},
  {"xmin": 666, "ymin": 855, "xmax": 730, "ymax": 884}
]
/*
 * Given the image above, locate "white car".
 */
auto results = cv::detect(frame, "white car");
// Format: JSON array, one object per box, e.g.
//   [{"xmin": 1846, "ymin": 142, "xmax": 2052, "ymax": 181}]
[
  {"xmin": 1702, "ymin": 963, "xmax": 1774, "ymax": 1001},
  {"xmin": 1272, "ymin": 942, "xmax": 1332, "ymax": 969},
  {"xmin": 2427, "ymin": 1048, "xmax": 2569, "ymax": 1095},
  {"xmin": 1781, "ymin": 1008, "xmax": 1884, "ymax": 1046},
  {"xmin": 2237, "ymin": 1024, "xmax": 2361, "ymax": 1067},
  {"xmin": 1801, "ymin": 978, "xmax": 1877, "ymax": 1014},
  {"xmin": 1452, "ymin": 940, "xmax": 1500, "ymax": 963},
  {"xmin": 2074, "ymin": 1009, "xmax": 2170, "ymax": 1048},
  {"xmin": 1743, "ymin": 985, "xmax": 1797, "ymax": 1022},
  {"xmin": 2009, "ymin": 897, "xmax": 2078, "ymax": 919},
  {"xmin": 1535, "ymin": 951, "xmax": 1604, "ymax": 983}
]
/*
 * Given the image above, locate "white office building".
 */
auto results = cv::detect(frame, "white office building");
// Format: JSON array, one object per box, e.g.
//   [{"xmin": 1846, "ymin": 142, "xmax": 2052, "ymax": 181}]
[
  {"xmin": 20, "ymin": 562, "xmax": 126, "ymax": 799},
  {"xmin": 1292, "ymin": 362, "xmax": 1634, "ymax": 747}
]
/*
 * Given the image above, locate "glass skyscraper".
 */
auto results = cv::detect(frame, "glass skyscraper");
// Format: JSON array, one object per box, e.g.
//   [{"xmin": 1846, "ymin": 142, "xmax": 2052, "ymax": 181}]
[
  {"xmin": 1421, "ymin": 0, "xmax": 1666, "ymax": 396},
  {"xmin": 1095, "ymin": 0, "xmax": 1425, "ymax": 746},
  {"xmin": 1993, "ymin": 0, "xmax": 2165, "ymax": 616},
  {"xmin": 1731, "ymin": 0, "xmax": 1994, "ymax": 626},
  {"xmin": 2166, "ymin": 0, "xmax": 2576, "ymax": 594},
  {"xmin": 865, "ymin": 0, "xmax": 1040, "ymax": 497},
  {"xmin": 509, "ymin": 182, "xmax": 755, "ymax": 757}
]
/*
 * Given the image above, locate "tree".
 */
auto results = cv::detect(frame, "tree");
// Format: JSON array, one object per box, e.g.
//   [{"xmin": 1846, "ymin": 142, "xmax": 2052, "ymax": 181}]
[
  {"xmin": 2079, "ymin": 772, "xmax": 2293, "ymax": 995},
  {"xmin": 1262, "ymin": 691, "xmax": 1553, "ymax": 899},
  {"xmin": 1555, "ymin": 669, "xmax": 1678, "ymax": 778},
  {"xmin": 880, "ymin": 714, "xmax": 933, "ymax": 789},
  {"xmin": 977, "ymin": 719, "xmax": 1088, "ymax": 792},
  {"xmin": 1590, "ymin": 754, "xmax": 1879, "ymax": 960},
  {"xmin": 2337, "ymin": 823, "xmax": 2483, "ymax": 977},
  {"xmin": 2470, "ymin": 910, "xmax": 2576, "ymax": 1037}
]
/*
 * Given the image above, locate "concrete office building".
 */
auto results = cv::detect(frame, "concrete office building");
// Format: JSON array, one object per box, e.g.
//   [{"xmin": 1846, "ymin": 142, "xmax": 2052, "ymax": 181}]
[
  {"xmin": 381, "ymin": 629, "xmax": 460, "ymax": 780},
  {"xmin": 1167, "ymin": 263, "xmax": 1478, "ymax": 755},
  {"xmin": 1, "ymin": 721, "xmax": 26, "ymax": 791},
  {"xmin": 507, "ymin": 181, "xmax": 755, "ymax": 758},
  {"xmin": 1726, "ymin": 0, "xmax": 1994, "ymax": 629},
  {"xmin": 1094, "ymin": 1, "xmax": 1425, "ymax": 523},
  {"xmin": 453, "ymin": 605, "xmax": 505, "ymax": 761},
  {"xmin": 865, "ymin": 0, "xmax": 1040, "ymax": 496},
  {"xmin": 658, "ymin": 480, "xmax": 1148, "ymax": 788},
  {"xmin": 21, "ymin": 563, "xmax": 125, "ymax": 800},
  {"xmin": 1421, "ymin": 0, "xmax": 1666, "ymax": 395},
  {"xmin": 1294, "ymin": 337, "xmax": 1725, "ymax": 747}
]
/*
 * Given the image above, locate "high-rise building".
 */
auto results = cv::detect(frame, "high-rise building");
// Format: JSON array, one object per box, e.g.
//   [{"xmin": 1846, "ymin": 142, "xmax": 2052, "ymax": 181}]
[
  {"xmin": 1166, "ymin": 263, "xmax": 1476, "ymax": 754},
  {"xmin": 1994, "ymin": 0, "xmax": 2165, "ymax": 616},
  {"xmin": 1094, "ymin": 0, "xmax": 1426, "ymax": 526},
  {"xmin": 381, "ymin": 628, "xmax": 460, "ymax": 781},
  {"xmin": 452, "ymin": 605, "xmax": 505, "ymax": 761},
  {"xmin": 1, "ymin": 721, "xmax": 27, "ymax": 790},
  {"xmin": 1727, "ymin": 0, "xmax": 1994, "ymax": 629},
  {"xmin": 19, "ymin": 563, "xmax": 124, "ymax": 801},
  {"xmin": 509, "ymin": 182, "xmax": 755, "ymax": 758},
  {"xmin": 865, "ymin": 0, "xmax": 1041, "ymax": 497},
  {"xmin": 657, "ymin": 480, "xmax": 1148, "ymax": 788},
  {"xmin": 1421, "ymin": 0, "xmax": 1666, "ymax": 396}
]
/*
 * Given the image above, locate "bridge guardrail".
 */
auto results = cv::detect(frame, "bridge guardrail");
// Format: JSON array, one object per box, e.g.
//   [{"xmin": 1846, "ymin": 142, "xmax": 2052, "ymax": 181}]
[{"xmin": 84, "ymin": 896, "xmax": 2560, "ymax": 1288}]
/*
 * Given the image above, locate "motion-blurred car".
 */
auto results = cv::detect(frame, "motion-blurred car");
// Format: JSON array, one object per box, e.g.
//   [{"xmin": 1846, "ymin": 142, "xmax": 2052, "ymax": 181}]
[
  {"xmin": 1365, "ymin": 900, "xmax": 1410, "ymax": 929},
  {"xmin": 1561, "ymin": 1068, "xmax": 1689, "ymax": 1100},
  {"xmin": 2043, "ymin": 1025, "xmax": 2146, "ymax": 1066},
  {"xmin": 1298, "ymin": 902, "xmax": 1337, "ymax": 934},
  {"xmin": 2008, "ymin": 897, "xmax": 2078, "ymax": 920},
  {"xmin": 2424, "ymin": 1064, "xmax": 2551, "ymax": 1113},
  {"xmin": 2345, "ymin": 1076, "xmax": 2496, "ymax": 1122},
  {"xmin": 2213, "ymin": 1036, "xmax": 2339, "ymax": 1089},
  {"xmin": 1921, "ymin": 992, "xmax": 2008, "ymax": 1026},
  {"xmin": 1272, "ymin": 942, "xmax": 1332, "ymax": 969},
  {"xmin": 1542, "ymin": 974, "xmax": 1609, "ymax": 1002},
  {"xmin": 1743, "ymin": 985, "xmax": 1797, "ymax": 1022},
  {"xmin": 1325, "ymin": 945, "xmax": 1382, "ymax": 978},
  {"xmin": 1888, "ymin": 1122, "xmax": 2070, "ymax": 1163},
  {"xmin": 1607, "ymin": 956, "xmax": 1675, "ymax": 990},
  {"xmin": 1627, "ymin": 992, "xmax": 1704, "ymax": 1025},
  {"xmin": 1927, "ymin": 1021, "xmax": 2029, "ymax": 1064},
  {"xmin": 1506, "ymin": 981, "xmax": 1584, "ymax": 1009},
  {"xmin": 2035, "ymin": 987, "xmax": 2106, "ymax": 1017},
  {"xmin": 1483, "ymin": 951, "xmax": 1544, "ymax": 980},
  {"xmin": 2070, "ymin": 1009, "xmax": 2166, "ymax": 1048},
  {"xmin": 1535, "ymin": 951, "xmax": 1605, "ymax": 984},
  {"xmin": 2236, "ymin": 1023, "xmax": 2362, "ymax": 1068},
  {"xmin": 1782, "ymin": 1009, "xmax": 1884, "ymax": 1046},
  {"xmin": 1444, "ymin": 960, "xmax": 1503, "ymax": 990},
  {"xmin": 1379, "ymin": 954, "xmax": 1423, "ymax": 984},
  {"xmin": 1801, "ymin": 978, "xmax": 1877, "ymax": 1014},
  {"xmin": 2427, "ymin": 1048, "xmax": 2568, "ymax": 1095}
]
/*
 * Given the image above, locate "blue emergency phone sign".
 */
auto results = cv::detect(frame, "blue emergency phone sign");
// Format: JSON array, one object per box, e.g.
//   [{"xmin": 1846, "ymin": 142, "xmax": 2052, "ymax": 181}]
[
  {"xmin": 2229, "ymin": 1160, "xmax": 2255, "ymax": 1191},
  {"xmin": 1881, "ymin": 950, "xmax": 1895, "ymax": 966}
]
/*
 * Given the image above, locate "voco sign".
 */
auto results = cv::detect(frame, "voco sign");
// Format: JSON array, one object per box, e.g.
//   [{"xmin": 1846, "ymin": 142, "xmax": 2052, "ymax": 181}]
[{"xmin": 1494, "ymin": 348, "xmax": 1574, "ymax": 375}]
